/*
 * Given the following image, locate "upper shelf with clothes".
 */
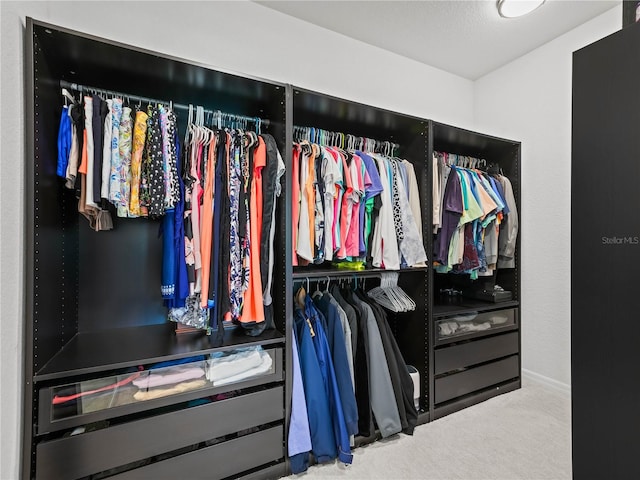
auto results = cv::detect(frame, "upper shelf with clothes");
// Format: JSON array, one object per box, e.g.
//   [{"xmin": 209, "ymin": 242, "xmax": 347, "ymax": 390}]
[
  {"xmin": 290, "ymin": 88, "xmax": 430, "ymax": 276},
  {"xmin": 430, "ymin": 121, "xmax": 521, "ymax": 309}
]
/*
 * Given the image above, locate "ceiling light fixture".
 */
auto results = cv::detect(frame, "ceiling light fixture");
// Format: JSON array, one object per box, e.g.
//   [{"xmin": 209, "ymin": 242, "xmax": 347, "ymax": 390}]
[{"xmin": 497, "ymin": 0, "xmax": 546, "ymax": 18}]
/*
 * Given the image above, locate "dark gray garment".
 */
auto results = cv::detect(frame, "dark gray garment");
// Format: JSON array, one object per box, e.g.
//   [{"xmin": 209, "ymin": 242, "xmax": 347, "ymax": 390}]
[
  {"xmin": 331, "ymin": 285, "xmax": 358, "ymax": 361},
  {"xmin": 364, "ymin": 293, "xmax": 419, "ymax": 435},
  {"xmin": 325, "ymin": 292, "xmax": 355, "ymax": 390},
  {"xmin": 497, "ymin": 175, "xmax": 518, "ymax": 268},
  {"xmin": 259, "ymin": 134, "xmax": 280, "ymax": 291},
  {"xmin": 484, "ymin": 218, "xmax": 499, "ymax": 266},
  {"xmin": 350, "ymin": 293, "xmax": 402, "ymax": 438},
  {"xmin": 356, "ymin": 290, "xmax": 407, "ymax": 432},
  {"xmin": 342, "ymin": 289, "xmax": 374, "ymax": 438}
]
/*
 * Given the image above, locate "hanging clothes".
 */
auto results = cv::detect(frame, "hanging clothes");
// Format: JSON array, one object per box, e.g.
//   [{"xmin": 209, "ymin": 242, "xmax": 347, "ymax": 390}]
[
  {"xmin": 56, "ymin": 105, "xmax": 72, "ymax": 179},
  {"xmin": 294, "ymin": 287, "xmax": 353, "ymax": 466},
  {"xmin": 101, "ymin": 98, "xmax": 114, "ymax": 203},
  {"xmin": 144, "ymin": 106, "xmax": 166, "ymax": 218},
  {"xmin": 432, "ymin": 152, "xmax": 519, "ymax": 277},
  {"xmin": 261, "ymin": 135, "xmax": 286, "ymax": 320},
  {"xmin": 293, "ymin": 287, "xmax": 338, "ymax": 464},
  {"xmin": 289, "ymin": 280, "xmax": 419, "ymax": 474},
  {"xmin": 497, "ymin": 175, "xmax": 519, "ymax": 268},
  {"xmin": 58, "ymin": 88, "xmax": 281, "ymax": 335},
  {"xmin": 313, "ymin": 292, "xmax": 359, "ymax": 437},
  {"xmin": 164, "ymin": 132, "xmax": 189, "ymax": 311},
  {"xmin": 66, "ymin": 102, "xmax": 84, "ymax": 189},
  {"xmin": 116, "ymin": 106, "xmax": 133, "ymax": 218},
  {"xmin": 292, "ymin": 142, "xmax": 427, "ymax": 270},
  {"xmin": 129, "ymin": 108, "xmax": 148, "ymax": 217}
]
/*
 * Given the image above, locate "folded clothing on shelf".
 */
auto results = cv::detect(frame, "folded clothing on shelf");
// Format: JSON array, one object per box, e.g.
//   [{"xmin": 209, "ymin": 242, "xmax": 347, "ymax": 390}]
[
  {"xmin": 457, "ymin": 322, "xmax": 491, "ymax": 332},
  {"xmin": 437, "ymin": 319, "xmax": 492, "ymax": 337},
  {"xmin": 133, "ymin": 364, "xmax": 205, "ymax": 389},
  {"xmin": 488, "ymin": 314, "xmax": 509, "ymax": 325},
  {"xmin": 133, "ymin": 379, "xmax": 207, "ymax": 401},
  {"xmin": 206, "ymin": 346, "xmax": 273, "ymax": 386}
]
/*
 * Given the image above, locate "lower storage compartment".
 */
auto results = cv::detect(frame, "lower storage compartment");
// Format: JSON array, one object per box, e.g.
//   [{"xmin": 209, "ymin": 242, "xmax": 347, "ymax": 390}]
[
  {"xmin": 37, "ymin": 347, "xmax": 283, "ymax": 434},
  {"xmin": 110, "ymin": 425, "xmax": 284, "ymax": 480},
  {"xmin": 435, "ymin": 331, "xmax": 519, "ymax": 374},
  {"xmin": 35, "ymin": 387, "xmax": 283, "ymax": 480},
  {"xmin": 435, "ymin": 355, "xmax": 519, "ymax": 404}
]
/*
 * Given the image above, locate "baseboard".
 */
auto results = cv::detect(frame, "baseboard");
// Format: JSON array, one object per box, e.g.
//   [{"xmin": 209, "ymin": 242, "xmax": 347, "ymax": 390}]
[{"xmin": 522, "ymin": 369, "xmax": 571, "ymax": 396}]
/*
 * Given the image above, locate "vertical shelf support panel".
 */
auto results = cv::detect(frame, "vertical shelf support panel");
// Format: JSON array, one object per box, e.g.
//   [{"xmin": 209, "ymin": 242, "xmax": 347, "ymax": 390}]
[{"xmin": 23, "ymin": 18, "xmax": 36, "ymax": 480}]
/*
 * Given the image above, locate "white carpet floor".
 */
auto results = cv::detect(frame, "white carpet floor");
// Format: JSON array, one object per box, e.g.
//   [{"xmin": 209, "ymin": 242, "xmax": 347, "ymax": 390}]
[{"xmin": 287, "ymin": 379, "xmax": 571, "ymax": 480}]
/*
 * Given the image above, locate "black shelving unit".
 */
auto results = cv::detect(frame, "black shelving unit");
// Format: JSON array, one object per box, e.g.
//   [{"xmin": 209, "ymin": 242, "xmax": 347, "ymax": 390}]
[
  {"xmin": 428, "ymin": 121, "xmax": 522, "ymax": 420},
  {"xmin": 572, "ymin": 22, "xmax": 640, "ymax": 479},
  {"xmin": 24, "ymin": 18, "xmax": 289, "ymax": 480},
  {"xmin": 23, "ymin": 17, "xmax": 524, "ymax": 479},
  {"xmin": 290, "ymin": 86, "xmax": 432, "ymax": 421}
]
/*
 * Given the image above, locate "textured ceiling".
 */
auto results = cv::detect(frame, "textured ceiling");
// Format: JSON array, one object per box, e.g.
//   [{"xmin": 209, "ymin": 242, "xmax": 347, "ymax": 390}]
[{"xmin": 257, "ymin": 0, "xmax": 619, "ymax": 80}]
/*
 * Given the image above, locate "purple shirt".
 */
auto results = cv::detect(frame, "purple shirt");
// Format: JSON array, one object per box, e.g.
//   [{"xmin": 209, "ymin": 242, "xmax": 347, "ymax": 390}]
[
  {"xmin": 434, "ymin": 168, "xmax": 463, "ymax": 265},
  {"xmin": 356, "ymin": 151, "xmax": 384, "ymax": 255}
]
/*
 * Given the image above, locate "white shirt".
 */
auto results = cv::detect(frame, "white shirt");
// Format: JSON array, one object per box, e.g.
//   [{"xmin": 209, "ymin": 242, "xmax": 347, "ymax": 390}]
[{"xmin": 371, "ymin": 155, "xmax": 400, "ymax": 270}]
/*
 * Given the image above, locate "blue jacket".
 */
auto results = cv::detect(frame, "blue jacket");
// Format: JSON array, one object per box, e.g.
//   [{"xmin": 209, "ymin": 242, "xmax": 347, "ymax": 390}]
[
  {"xmin": 305, "ymin": 295, "xmax": 353, "ymax": 465},
  {"xmin": 314, "ymin": 294, "xmax": 359, "ymax": 437},
  {"xmin": 294, "ymin": 301, "xmax": 337, "ymax": 464}
]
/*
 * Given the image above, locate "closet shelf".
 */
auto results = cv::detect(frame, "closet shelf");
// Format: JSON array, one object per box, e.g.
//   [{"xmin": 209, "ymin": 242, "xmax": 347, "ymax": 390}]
[
  {"xmin": 34, "ymin": 324, "xmax": 285, "ymax": 382},
  {"xmin": 432, "ymin": 300, "xmax": 519, "ymax": 319},
  {"xmin": 292, "ymin": 266, "xmax": 428, "ymax": 280}
]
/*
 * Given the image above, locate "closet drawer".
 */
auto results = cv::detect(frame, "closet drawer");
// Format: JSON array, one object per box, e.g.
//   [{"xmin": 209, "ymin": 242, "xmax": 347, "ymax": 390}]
[
  {"xmin": 110, "ymin": 425, "xmax": 284, "ymax": 480},
  {"xmin": 435, "ymin": 308, "xmax": 517, "ymax": 344},
  {"xmin": 435, "ymin": 355, "xmax": 519, "ymax": 404},
  {"xmin": 435, "ymin": 331, "xmax": 519, "ymax": 375},
  {"xmin": 38, "ymin": 347, "xmax": 283, "ymax": 434},
  {"xmin": 36, "ymin": 387, "xmax": 283, "ymax": 480}
]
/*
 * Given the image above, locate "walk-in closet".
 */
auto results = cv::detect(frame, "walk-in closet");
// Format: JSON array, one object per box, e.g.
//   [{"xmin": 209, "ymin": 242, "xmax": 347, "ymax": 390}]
[{"xmin": 24, "ymin": 17, "xmax": 521, "ymax": 480}]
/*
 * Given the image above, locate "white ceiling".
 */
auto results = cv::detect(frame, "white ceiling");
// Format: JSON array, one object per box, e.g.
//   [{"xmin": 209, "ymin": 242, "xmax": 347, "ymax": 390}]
[{"xmin": 257, "ymin": 0, "xmax": 619, "ymax": 80}]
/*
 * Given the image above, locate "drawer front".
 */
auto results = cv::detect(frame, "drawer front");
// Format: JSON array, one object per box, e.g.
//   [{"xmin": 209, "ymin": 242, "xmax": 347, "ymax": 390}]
[
  {"xmin": 436, "ymin": 308, "xmax": 517, "ymax": 344},
  {"xmin": 36, "ymin": 387, "xmax": 283, "ymax": 480},
  {"xmin": 435, "ymin": 355, "xmax": 519, "ymax": 404},
  {"xmin": 111, "ymin": 425, "xmax": 284, "ymax": 480},
  {"xmin": 435, "ymin": 331, "xmax": 519, "ymax": 374}
]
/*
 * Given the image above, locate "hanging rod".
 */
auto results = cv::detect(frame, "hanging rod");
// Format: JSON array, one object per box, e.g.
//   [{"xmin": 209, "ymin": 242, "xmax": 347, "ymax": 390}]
[
  {"xmin": 291, "ymin": 266, "xmax": 428, "ymax": 281},
  {"xmin": 435, "ymin": 150, "xmax": 488, "ymax": 169},
  {"xmin": 59, "ymin": 80, "xmax": 270, "ymax": 127},
  {"xmin": 293, "ymin": 125, "xmax": 399, "ymax": 155}
]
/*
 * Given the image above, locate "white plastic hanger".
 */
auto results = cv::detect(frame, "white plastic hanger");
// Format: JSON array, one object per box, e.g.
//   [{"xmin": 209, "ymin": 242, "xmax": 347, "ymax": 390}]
[
  {"xmin": 61, "ymin": 88, "xmax": 75, "ymax": 106},
  {"xmin": 368, "ymin": 272, "xmax": 416, "ymax": 312}
]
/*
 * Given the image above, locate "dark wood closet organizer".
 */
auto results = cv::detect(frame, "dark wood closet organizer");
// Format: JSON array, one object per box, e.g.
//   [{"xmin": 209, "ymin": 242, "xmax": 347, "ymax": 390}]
[
  {"xmin": 24, "ymin": 19, "xmax": 289, "ymax": 480},
  {"xmin": 290, "ymin": 87, "xmax": 433, "ymax": 432},
  {"xmin": 23, "ymin": 18, "xmax": 522, "ymax": 479},
  {"xmin": 428, "ymin": 123, "xmax": 521, "ymax": 419}
]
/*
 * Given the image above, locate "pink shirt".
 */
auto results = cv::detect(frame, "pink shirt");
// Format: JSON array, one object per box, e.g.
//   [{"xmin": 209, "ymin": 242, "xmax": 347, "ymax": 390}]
[
  {"xmin": 345, "ymin": 154, "xmax": 363, "ymax": 257},
  {"xmin": 292, "ymin": 145, "xmax": 301, "ymax": 266},
  {"xmin": 337, "ymin": 151, "xmax": 353, "ymax": 259}
]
